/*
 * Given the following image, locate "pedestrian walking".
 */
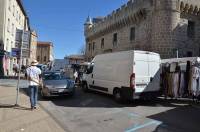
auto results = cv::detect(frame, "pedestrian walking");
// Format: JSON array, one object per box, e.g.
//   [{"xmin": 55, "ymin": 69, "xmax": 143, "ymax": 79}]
[
  {"xmin": 26, "ymin": 60, "xmax": 42, "ymax": 110},
  {"xmin": 21, "ymin": 65, "xmax": 26, "ymax": 73},
  {"xmin": 74, "ymin": 70, "xmax": 78, "ymax": 83},
  {"xmin": 13, "ymin": 63, "xmax": 19, "ymax": 76}
]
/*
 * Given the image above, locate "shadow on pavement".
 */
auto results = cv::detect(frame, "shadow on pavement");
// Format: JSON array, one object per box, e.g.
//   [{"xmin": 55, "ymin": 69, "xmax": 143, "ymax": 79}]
[
  {"xmin": 149, "ymin": 105, "xmax": 200, "ymax": 132},
  {"xmin": 19, "ymin": 87, "xmax": 200, "ymax": 131},
  {"xmin": 0, "ymin": 103, "xmax": 31, "ymax": 111},
  {"xmin": 38, "ymin": 87, "xmax": 199, "ymax": 108},
  {"xmin": 20, "ymin": 87, "xmax": 200, "ymax": 109},
  {"xmin": 13, "ymin": 106, "xmax": 31, "ymax": 111},
  {"xmin": 0, "ymin": 104, "xmax": 15, "ymax": 108}
]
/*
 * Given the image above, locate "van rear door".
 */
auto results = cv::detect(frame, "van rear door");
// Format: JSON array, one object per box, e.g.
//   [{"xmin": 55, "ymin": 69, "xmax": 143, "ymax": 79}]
[
  {"xmin": 134, "ymin": 52, "xmax": 149, "ymax": 93},
  {"xmin": 144, "ymin": 54, "xmax": 161, "ymax": 92}
]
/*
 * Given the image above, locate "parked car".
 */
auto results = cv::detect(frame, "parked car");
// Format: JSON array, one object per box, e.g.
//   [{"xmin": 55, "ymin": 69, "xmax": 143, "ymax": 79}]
[
  {"xmin": 40, "ymin": 71, "xmax": 75, "ymax": 97},
  {"xmin": 82, "ymin": 50, "xmax": 161, "ymax": 102},
  {"xmin": 36, "ymin": 64, "xmax": 47, "ymax": 72}
]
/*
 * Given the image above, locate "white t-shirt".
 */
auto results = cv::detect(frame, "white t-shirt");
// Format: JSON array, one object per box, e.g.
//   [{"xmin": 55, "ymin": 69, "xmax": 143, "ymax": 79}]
[
  {"xmin": 26, "ymin": 66, "xmax": 42, "ymax": 86},
  {"xmin": 74, "ymin": 71, "xmax": 78, "ymax": 78}
]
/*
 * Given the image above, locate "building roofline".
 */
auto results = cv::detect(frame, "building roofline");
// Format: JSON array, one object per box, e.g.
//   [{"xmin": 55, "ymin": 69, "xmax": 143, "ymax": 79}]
[
  {"xmin": 37, "ymin": 41, "xmax": 53, "ymax": 44},
  {"xmin": 16, "ymin": 0, "xmax": 27, "ymax": 17},
  {"xmin": 66, "ymin": 55, "xmax": 85, "ymax": 59},
  {"xmin": 16, "ymin": 0, "xmax": 31, "ymax": 30},
  {"xmin": 37, "ymin": 41, "xmax": 54, "ymax": 47}
]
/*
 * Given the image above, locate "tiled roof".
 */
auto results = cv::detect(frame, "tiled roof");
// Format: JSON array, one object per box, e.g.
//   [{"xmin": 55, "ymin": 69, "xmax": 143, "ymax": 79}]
[
  {"xmin": 67, "ymin": 55, "xmax": 85, "ymax": 59},
  {"xmin": 37, "ymin": 41, "xmax": 53, "ymax": 47}
]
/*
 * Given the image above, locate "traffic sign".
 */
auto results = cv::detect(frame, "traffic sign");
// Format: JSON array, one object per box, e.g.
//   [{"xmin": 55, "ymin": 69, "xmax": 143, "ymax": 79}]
[
  {"xmin": 15, "ymin": 29, "xmax": 31, "ymax": 58},
  {"xmin": 11, "ymin": 48, "xmax": 20, "ymax": 58}
]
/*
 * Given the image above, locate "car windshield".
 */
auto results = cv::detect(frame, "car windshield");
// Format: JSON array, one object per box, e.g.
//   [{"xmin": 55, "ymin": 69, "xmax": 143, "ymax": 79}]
[{"xmin": 43, "ymin": 73, "xmax": 65, "ymax": 80}]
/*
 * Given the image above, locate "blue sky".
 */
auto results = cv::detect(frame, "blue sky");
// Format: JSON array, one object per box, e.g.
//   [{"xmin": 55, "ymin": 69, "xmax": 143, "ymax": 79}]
[{"xmin": 23, "ymin": 0, "xmax": 128, "ymax": 59}]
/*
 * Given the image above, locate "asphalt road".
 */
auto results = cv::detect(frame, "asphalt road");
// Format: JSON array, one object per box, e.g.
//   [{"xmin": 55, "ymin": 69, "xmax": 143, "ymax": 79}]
[
  {"xmin": 39, "ymin": 87, "xmax": 200, "ymax": 132},
  {"xmin": 1, "ymin": 79, "xmax": 200, "ymax": 132}
]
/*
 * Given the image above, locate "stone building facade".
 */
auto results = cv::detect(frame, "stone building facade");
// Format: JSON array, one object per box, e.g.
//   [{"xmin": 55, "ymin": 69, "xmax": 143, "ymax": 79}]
[
  {"xmin": 36, "ymin": 41, "xmax": 54, "ymax": 64},
  {"xmin": 0, "ymin": 0, "xmax": 30, "ymax": 76},
  {"xmin": 65, "ymin": 55, "xmax": 85, "ymax": 65},
  {"xmin": 29, "ymin": 30, "xmax": 38, "ymax": 62},
  {"xmin": 84, "ymin": 0, "xmax": 200, "ymax": 61}
]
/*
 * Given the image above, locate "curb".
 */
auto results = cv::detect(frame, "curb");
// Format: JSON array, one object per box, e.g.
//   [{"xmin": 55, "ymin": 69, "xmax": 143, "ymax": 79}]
[{"xmin": 38, "ymin": 102, "xmax": 71, "ymax": 132}]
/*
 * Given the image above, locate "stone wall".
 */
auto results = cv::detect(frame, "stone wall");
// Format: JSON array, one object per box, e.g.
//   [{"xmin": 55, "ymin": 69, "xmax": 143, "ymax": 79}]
[
  {"xmin": 85, "ymin": 0, "xmax": 200, "ymax": 60},
  {"xmin": 151, "ymin": 0, "xmax": 181, "ymax": 58},
  {"xmin": 85, "ymin": 0, "xmax": 154, "ymax": 61},
  {"xmin": 37, "ymin": 45, "xmax": 50, "ymax": 64},
  {"xmin": 30, "ymin": 31, "xmax": 37, "ymax": 62}
]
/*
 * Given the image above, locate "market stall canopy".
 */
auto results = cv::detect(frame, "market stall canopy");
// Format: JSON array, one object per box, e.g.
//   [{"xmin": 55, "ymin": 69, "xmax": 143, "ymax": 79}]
[{"xmin": 162, "ymin": 57, "xmax": 200, "ymax": 64}]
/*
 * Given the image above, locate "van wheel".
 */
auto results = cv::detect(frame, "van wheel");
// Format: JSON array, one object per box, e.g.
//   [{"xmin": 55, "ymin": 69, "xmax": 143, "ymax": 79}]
[
  {"xmin": 113, "ymin": 89, "xmax": 124, "ymax": 103},
  {"xmin": 82, "ymin": 83, "xmax": 88, "ymax": 92}
]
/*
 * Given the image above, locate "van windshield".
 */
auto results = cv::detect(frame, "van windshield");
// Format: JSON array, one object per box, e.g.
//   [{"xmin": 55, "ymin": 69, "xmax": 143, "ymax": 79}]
[{"xmin": 86, "ymin": 64, "xmax": 94, "ymax": 74}]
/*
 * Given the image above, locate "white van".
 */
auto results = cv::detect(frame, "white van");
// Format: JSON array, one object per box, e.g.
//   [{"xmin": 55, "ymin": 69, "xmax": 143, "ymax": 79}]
[{"xmin": 82, "ymin": 50, "xmax": 161, "ymax": 102}]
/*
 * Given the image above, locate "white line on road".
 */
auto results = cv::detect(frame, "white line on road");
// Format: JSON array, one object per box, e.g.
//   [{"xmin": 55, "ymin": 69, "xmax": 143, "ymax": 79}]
[{"xmin": 125, "ymin": 120, "xmax": 162, "ymax": 132}]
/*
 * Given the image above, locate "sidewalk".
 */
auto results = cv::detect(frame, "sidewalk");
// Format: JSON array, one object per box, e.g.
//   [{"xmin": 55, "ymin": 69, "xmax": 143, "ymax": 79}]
[{"xmin": 0, "ymin": 86, "xmax": 65, "ymax": 132}]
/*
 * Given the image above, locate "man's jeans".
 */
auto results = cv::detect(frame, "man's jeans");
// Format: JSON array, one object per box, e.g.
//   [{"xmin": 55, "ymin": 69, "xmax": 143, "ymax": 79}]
[{"xmin": 29, "ymin": 85, "xmax": 38, "ymax": 107}]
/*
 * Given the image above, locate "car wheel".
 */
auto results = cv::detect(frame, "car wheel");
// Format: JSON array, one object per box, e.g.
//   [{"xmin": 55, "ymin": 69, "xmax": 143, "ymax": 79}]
[{"xmin": 82, "ymin": 83, "xmax": 88, "ymax": 92}]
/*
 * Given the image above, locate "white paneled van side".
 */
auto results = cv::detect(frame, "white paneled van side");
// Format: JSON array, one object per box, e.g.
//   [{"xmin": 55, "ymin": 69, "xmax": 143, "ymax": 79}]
[{"xmin": 82, "ymin": 50, "xmax": 161, "ymax": 102}]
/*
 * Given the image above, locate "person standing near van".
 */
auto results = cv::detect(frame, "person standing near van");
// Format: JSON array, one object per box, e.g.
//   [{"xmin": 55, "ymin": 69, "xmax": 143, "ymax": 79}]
[
  {"xmin": 13, "ymin": 63, "xmax": 19, "ymax": 76},
  {"xmin": 74, "ymin": 70, "xmax": 78, "ymax": 83},
  {"xmin": 26, "ymin": 60, "xmax": 41, "ymax": 110}
]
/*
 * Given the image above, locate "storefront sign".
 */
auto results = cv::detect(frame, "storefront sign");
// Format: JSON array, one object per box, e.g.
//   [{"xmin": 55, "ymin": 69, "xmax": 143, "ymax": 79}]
[{"xmin": 11, "ymin": 48, "xmax": 20, "ymax": 58}]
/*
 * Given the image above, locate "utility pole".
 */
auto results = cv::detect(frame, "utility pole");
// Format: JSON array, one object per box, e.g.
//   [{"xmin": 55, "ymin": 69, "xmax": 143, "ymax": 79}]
[{"xmin": 15, "ymin": 30, "xmax": 24, "ymax": 106}]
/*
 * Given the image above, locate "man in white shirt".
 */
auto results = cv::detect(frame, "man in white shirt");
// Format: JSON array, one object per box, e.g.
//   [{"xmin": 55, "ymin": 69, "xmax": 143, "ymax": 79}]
[
  {"xmin": 74, "ymin": 70, "xmax": 79, "ymax": 83},
  {"xmin": 26, "ymin": 60, "xmax": 41, "ymax": 110}
]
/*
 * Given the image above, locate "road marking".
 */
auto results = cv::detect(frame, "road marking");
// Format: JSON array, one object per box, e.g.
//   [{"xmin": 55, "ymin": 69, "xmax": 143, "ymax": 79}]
[
  {"xmin": 126, "ymin": 112, "xmax": 140, "ymax": 118},
  {"xmin": 125, "ymin": 120, "xmax": 162, "ymax": 132}
]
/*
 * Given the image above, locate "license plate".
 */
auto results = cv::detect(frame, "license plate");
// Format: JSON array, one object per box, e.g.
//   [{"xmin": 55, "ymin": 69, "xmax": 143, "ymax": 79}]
[{"xmin": 58, "ymin": 89, "xmax": 64, "ymax": 92}]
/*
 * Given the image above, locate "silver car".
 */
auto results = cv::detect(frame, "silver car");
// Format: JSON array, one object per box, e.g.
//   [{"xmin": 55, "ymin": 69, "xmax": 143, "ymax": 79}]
[{"xmin": 40, "ymin": 72, "xmax": 75, "ymax": 97}]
